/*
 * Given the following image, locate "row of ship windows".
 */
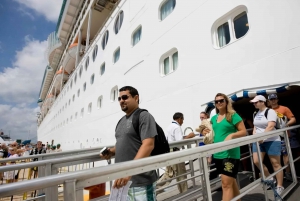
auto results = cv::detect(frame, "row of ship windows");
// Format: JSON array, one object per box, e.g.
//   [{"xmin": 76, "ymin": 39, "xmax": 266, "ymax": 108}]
[
  {"xmin": 52, "ymin": 2, "xmax": 249, "ymax": 115},
  {"xmin": 51, "ymin": 90, "xmax": 118, "ymax": 131},
  {"xmin": 54, "ymin": 86, "xmax": 119, "ymax": 121},
  {"xmin": 100, "ymin": 0, "xmax": 248, "ymax": 50}
]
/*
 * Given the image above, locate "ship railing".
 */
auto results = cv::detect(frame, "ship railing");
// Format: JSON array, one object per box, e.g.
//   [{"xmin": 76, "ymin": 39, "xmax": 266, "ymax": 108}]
[
  {"xmin": 0, "ymin": 126, "xmax": 299, "ymax": 201},
  {"xmin": 0, "ymin": 137, "xmax": 203, "ymax": 200}
]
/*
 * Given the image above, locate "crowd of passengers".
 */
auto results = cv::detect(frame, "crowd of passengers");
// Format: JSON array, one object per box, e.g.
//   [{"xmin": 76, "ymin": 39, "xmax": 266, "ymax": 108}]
[
  {"xmin": 100, "ymin": 86, "xmax": 300, "ymax": 201},
  {"xmin": 0, "ymin": 141, "xmax": 62, "ymax": 184}
]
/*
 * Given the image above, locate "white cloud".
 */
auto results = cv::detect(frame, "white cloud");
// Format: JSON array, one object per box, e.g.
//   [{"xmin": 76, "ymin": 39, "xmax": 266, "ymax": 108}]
[
  {"xmin": 0, "ymin": 104, "xmax": 38, "ymax": 140},
  {"xmin": 14, "ymin": 0, "xmax": 63, "ymax": 22},
  {"xmin": 0, "ymin": 36, "xmax": 47, "ymax": 141},
  {"xmin": 0, "ymin": 36, "xmax": 47, "ymax": 104}
]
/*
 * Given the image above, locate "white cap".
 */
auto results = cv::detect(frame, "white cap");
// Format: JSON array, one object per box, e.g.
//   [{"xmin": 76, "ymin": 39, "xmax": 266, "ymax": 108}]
[{"xmin": 250, "ymin": 95, "xmax": 266, "ymax": 102}]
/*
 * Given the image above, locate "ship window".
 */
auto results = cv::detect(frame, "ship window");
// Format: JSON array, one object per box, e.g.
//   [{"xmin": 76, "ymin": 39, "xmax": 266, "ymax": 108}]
[
  {"xmin": 65, "ymin": 103, "xmax": 67, "ymax": 108},
  {"xmin": 110, "ymin": 86, "xmax": 118, "ymax": 102},
  {"xmin": 62, "ymin": 106, "xmax": 64, "ymax": 111},
  {"xmin": 73, "ymin": 94, "xmax": 75, "ymax": 102},
  {"xmin": 79, "ymin": 65, "xmax": 83, "ymax": 77},
  {"xmin": 113, "ymin": 47, "xmax": 120, "ymax": 63},
  {"xmin": 70, "ymin": 115, "xmax": 73, "ymax": 122},
  {"xmin": 83, "ymin": 82, "xmax": 86, "ymax": 91},
  {"xmin": 132, "ymin": 26, "xmax": 142, "ymax": 46},
  {"xmin": 114, "ymin": 11, "xmax": 124, "ymax": 34},
  {"xmin": 101, "ymin": 30, "xmax": 109, "ymax": 50},
  {"xmin": 74, "ymin": 73, "xmax": 77, "ymax": 83},
  {"xmin": 77, "ymin": 89, "xmax": 80, "ymax": 97},
  {"xmin": 80, "ymin": 108, "xmax": 84, "ymax": 118},
  {"xmin": 97, "ymin": 96, "xmax": 103, "ymax": 109},
  {"xmin": 160, "ymin": 0, "xmax": 176, "ymax": 21},
  {"xmin": 66, "ymin": 118, "xmax": 68, "ymax": 124},
  {"xmin": 67, "ymin": 86, "xmax": 69, "ymax": 92},
  {"xmin": 233, "ymin": 12, "xmax": 249, "ymax": 39},
  {"xmin": 217, "ymin": 22, "xmax": 230, "ymax": 47},
  {"xmin": 69, "ymin": 99, "xmax": 71, "ymax": 105},
  {"xmin": 100, "ymin": 63, "xmax": 105, "ymax": 76},
  {"xmin": 75, "ymin": 112, "xmax": 78, "ymax": 120},
  {"xmin": 90, "ymin": 74, "xmax": 95, "ymax": 85},
  {"xmin": 85, "ymin": 56, "xmax": 89, "ymax": 71},
  {"xmin": 92, "ymin": 45, "xmax": 98, "ymax": 62},
  {"xmin": 160, "ymin": 49, "xmax": 178, "ymax": 76},
  {"xmin": 70, "ymin": 80, "xmax": 73, "ymax": 89},
  {"xmin": 212, "ymin": 7, "xmax": 249, "ymax": 49},
  {"xmin": 88, "ymin": 102, "xmax": 92, "ymax": 114}
]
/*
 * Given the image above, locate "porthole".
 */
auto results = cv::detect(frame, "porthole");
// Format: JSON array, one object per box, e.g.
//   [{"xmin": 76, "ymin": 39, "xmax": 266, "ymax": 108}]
[
  {"xmin": 92, "ymin": 45, "xmax": 98, "ymax": 62},
  {"xmin": 114, "ymin": 11, "xmax": 124, "ymax": 34},
  {"xmin": 101, "ymin": 31, "xmax": 109, "ymax": 50},
  {"xmin": 85, "ymin": 56, "xmax": 89, "ymax": 71},
  {"xmin": 90, "ymin": 74, "xmax": 95, "ymax": 85},
  {"xmin": 100, "ymin": 63, "xmax": 105, "ymax": 76}
]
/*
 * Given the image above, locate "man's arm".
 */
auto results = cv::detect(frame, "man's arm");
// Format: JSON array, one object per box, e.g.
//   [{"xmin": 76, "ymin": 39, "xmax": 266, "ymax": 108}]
[
  {"xmin": 183, "ymin": 132, "xmax": 195, "ymax": 139},
  {"xmin": 287, "ymin": 117, "xmax": 296, "ymax": 127},
  {"xmin": 134, "ymin": 137, "xmax": 155, "ymax": 159}
]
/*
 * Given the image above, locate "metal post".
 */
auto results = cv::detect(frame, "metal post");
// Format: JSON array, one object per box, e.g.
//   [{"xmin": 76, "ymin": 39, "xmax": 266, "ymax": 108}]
[
  {"xmin": 76, "ymin": 188, "xmax": 84, "ymax": 201},
  {"xmin": 85, "ymin": 10, "xmax": 92, "ymax": 51},
  {"xmin": 44, "ymin": 163, "xmax": 52, "ymax": 201},
  {"xmin": 75, "ymin": 29, "xmax": 82, "ymax": 67},
  {"xmin": 64, "ymin": 179, "xmax": 77, "ymax": 201},
  {"xmin": 248, "ymin": 143, "xmax": 256, "ymax": 180},
  {"xmin": 202, "ymin": 157, "xmax": 212, "ymax": 201},
  {"xmin": 256, "ymin": 141, "xmax": 269, "ymax": 201},
  {"xmin": 198, "ymin": 157, "xmax": 208, "ymax": 201},
  {"xmin": 187, "ymin": 144, "xmax": 196, "ymax": 187},
  {"xmin": 284, "ymin": 131, "xmax": 297, "ymax": 183}
]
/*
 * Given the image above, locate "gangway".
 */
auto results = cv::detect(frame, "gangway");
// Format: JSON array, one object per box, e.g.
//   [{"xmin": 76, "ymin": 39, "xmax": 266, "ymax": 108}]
[{"xmin": 0, "ymin": 127, "xmax": 299, "ymax": 201}]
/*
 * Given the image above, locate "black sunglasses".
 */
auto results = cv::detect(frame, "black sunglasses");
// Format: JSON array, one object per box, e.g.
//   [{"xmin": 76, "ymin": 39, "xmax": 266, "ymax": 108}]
[
  {"xmin": 214, "ymin": 99, "xmax": 225, "ymax": 104},
  {"xmin": 118, "ymin": 95, "xmax": 129, "ymax": 102}
]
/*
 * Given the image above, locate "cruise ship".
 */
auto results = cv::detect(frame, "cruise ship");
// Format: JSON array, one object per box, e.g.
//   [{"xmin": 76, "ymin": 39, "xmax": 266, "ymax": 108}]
[{"xmin": 37, "ymin": 0, "xmax": 300, "ymax": 150}]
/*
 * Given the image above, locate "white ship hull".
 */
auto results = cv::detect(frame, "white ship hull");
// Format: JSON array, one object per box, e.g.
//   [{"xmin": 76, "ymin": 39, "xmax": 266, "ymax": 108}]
[{"xmin": 38, "ymin": 0, "xmax": 300, "ymax": 150}]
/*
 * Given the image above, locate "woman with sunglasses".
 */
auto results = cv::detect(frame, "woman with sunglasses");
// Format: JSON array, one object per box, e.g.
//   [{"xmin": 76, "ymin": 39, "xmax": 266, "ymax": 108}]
[
  {"xmin": 250, "ymin": 95, "xmax": 284, "ymax": 197},
  {"xmin": 211, "ymin": 93, "xmax": 246, "ymax": 201}
]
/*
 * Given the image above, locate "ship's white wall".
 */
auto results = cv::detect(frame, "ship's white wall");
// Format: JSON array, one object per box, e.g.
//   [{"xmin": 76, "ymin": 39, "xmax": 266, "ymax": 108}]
[{"xmin": 38, "ymin": 0, "xmax": 300, "ymax": 150}]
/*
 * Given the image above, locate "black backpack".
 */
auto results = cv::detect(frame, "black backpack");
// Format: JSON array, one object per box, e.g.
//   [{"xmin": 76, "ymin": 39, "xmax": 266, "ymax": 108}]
[{"xmin": 116, "ymin": 108, "xmax": 170, "ymax": 156}]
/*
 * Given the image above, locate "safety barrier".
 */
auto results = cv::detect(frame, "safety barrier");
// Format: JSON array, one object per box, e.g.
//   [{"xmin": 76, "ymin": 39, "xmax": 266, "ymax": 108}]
[{"xmin": 0, "ymin": 137, "xmax": 203, "ymax": 200}]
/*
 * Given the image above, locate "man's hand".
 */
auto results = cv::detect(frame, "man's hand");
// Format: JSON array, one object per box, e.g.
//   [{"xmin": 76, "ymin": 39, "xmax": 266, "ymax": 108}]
[
  {"xmin": 113, "ymin": 176, "xmax": 131, "ymax": 189},
  {"xmin": 100, "ymin": 147, "xmax": 115, "ymax": 160}
]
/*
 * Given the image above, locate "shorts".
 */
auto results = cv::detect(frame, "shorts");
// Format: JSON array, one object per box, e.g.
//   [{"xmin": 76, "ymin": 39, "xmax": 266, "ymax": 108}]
[
  {"xmin": 127, "ymin": 183, "xmax": 156, "ymax": 201},
  {"xmin": 214, "ymin": 158, "xmax": 240, "ymax": 178},
  {"xmin": 252, "ymin": 141, "xmax": 281, "ymax": 156}
]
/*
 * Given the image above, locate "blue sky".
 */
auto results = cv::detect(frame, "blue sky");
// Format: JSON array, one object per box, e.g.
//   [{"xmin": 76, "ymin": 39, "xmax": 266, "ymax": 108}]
[{"xmin": 0, "ymin": 0, "xmax": 63, "ymax": 141}]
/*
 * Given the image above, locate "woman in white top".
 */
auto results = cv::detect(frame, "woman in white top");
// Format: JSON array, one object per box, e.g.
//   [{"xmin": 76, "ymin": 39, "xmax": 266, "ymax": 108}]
[{"xmin": 250, "ymin": 95, "xmax": 284, "ymax": 196}]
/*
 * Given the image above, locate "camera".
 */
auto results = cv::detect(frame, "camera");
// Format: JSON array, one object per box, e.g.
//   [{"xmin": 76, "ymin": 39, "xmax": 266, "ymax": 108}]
[{"xmin": 100, "ymin": 147, "xmax": 109, "ymax": 156}]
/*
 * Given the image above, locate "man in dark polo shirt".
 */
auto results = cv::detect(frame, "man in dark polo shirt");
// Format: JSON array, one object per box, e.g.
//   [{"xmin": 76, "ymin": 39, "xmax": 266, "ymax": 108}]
[{"xmin": 101, "ymin": 86, "xmax": 157, "ymax": 200}]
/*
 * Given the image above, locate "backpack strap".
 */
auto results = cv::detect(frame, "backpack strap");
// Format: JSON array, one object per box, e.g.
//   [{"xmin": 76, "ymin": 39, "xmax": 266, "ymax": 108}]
[
  {"xmin": 132, "ymin": 108, "xmax": 148, "ymax": 136},
  {"xmin": 264, "ymin": 108, "xmax": 269, "ymax": 120}
]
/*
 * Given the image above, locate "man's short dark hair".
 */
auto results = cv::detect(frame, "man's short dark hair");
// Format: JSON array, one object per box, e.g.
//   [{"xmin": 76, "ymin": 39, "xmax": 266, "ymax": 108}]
[
  {"xmin": 173, "ymin": 112, "xmax": 183, "ymax": 120},
  {"xmin": 119, "ymin": 86, "xmax": 139, "ymax": 103}
]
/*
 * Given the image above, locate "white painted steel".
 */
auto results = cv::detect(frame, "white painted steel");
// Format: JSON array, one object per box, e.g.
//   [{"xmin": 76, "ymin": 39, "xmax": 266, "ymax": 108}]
[{"xmin": 0, "ymin": 126, "xmax": 299, "ymax": 200}]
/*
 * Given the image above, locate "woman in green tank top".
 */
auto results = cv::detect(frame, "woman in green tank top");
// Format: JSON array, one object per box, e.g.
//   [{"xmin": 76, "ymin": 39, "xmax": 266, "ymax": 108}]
[{"xmin": 211, "ymin": 93, "xmax": 246, "ymax": 201}]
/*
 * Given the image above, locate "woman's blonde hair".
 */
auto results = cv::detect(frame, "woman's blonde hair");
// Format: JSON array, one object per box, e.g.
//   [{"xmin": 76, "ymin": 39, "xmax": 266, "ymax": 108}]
[{"xmin": 215, "ymin": 93, "xmax": 236, "ymax": 122}]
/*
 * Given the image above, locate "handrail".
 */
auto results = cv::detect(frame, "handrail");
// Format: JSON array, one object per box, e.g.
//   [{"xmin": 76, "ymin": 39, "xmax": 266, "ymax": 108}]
[
  {"xmin": 0, "ymin": 137, "xmax": 203, "ymax": 171},
  {"xmin": 0, "ymin": 126, "xmax": 298, "ymax": 198}
]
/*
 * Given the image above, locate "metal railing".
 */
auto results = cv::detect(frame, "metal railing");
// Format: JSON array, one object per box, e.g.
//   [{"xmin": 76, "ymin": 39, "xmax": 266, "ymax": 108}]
[
  {"xmin": 0, "ymin": 137, "xmax": 203, "ymax": 200},
  {"xmin": 0, "ymin": 127, "xmax": 299, "ymax": 201}
]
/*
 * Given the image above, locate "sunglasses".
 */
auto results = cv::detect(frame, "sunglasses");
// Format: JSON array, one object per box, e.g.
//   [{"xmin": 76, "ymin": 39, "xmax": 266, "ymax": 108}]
[
  {"xmin": 118, "ymin": 95, "xmax": 129, "ymax": 102},
  {"xmin": 214, "ymin": 99, "xmax": 225, "ymax": 104},
  {"xmin": 11, "ymin": 145, "xmax": 17, "ymax": 147}
]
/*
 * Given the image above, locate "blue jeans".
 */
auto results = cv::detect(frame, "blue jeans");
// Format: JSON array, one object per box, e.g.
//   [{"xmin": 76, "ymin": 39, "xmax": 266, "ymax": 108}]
[{"xmin": 252, "ymin": 141, "xmax": 281, "ymax": 156}]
